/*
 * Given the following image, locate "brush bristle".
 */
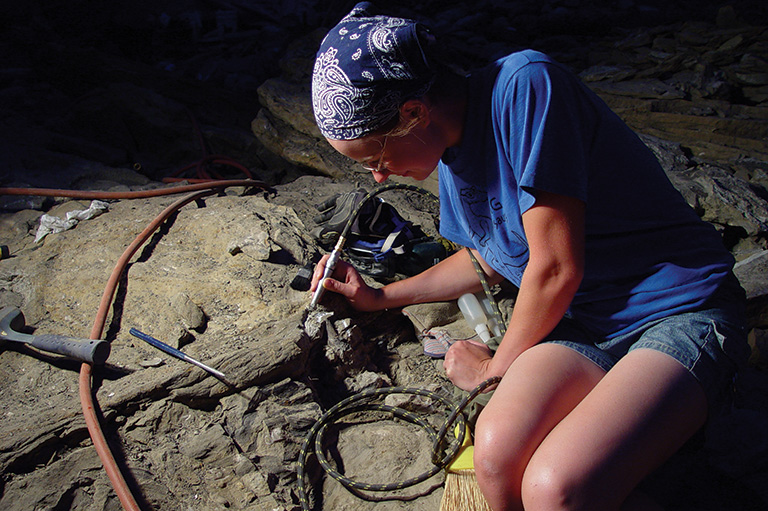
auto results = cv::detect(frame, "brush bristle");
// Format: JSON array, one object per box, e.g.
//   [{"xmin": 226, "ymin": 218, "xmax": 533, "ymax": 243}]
[
  {"xmin": 440, "ymin": 469, "xmax": 492, "ymax": 511},
  {"xmin": 290, "ymin": 264, "xmax": 314, "ymax": 291}
]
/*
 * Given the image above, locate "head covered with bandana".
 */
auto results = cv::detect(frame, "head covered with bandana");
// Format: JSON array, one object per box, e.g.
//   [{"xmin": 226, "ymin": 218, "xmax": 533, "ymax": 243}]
[{"xmin": 312, "ymin": 2, "xmax": 435, "ymax": 141}]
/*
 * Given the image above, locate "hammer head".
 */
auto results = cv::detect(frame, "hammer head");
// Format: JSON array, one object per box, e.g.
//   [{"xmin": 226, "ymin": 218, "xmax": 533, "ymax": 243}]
[{"xmin": 0, "ymin": 307, "xmax": 29, "ymax": 342}]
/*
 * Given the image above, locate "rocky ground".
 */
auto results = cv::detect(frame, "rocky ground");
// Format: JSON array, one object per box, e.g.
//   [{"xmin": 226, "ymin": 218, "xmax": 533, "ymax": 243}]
[{"xmin": 1, "ymin": 1, "xmax": 768, "ymax": 510}]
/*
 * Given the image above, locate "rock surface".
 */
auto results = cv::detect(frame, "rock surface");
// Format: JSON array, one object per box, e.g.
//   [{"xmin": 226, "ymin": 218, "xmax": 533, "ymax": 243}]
[{"xmin": 1, "ymin": 1, "xmax": 768, "ymax": 510}]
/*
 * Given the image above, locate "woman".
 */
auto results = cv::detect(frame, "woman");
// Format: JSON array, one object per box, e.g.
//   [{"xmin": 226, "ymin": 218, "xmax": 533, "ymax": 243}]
[{"xmin": 309, "ymin": 3, "xmax": 749, "ymax": 510}]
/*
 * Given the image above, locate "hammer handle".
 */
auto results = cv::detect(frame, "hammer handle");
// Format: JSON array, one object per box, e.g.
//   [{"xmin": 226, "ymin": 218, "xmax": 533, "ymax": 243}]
[{"xmin": 30, "ymin": 334, "xmax": 111, "ymax": 365}]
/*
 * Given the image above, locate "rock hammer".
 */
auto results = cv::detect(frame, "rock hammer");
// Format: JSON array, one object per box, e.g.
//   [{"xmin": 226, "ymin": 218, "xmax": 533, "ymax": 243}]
[{"xmin": 0, "ymin": 307, "xmax": 110, "ymax": 364}]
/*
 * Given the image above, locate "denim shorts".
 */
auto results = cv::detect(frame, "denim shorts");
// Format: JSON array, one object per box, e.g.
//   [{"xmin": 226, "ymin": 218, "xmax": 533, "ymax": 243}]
[{"xmin": 544, "ymin": 274, "xmax": 750, "ymax": 414}]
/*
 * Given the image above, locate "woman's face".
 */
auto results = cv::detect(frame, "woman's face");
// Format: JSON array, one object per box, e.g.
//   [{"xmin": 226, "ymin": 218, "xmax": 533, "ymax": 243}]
[{"xmin": 328, "ymin": 129, "xmax": 443, "ymax": 184}]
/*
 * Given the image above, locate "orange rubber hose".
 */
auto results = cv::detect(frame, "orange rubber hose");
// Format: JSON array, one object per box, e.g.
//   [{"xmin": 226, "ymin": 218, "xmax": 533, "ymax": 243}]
[{"xmin": 0, "ymin": 179, "xmax": 266, "ymax": 200}]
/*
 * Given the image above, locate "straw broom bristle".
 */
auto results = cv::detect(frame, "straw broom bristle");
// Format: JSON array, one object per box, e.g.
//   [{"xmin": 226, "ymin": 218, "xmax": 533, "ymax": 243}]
[
  {"xmin": 440, "ymin": 468, "xmax": 492, "ymax": 511},
  {"xmin": 440, "ymin": 424, "xmax": 492, "ymax": 511}
]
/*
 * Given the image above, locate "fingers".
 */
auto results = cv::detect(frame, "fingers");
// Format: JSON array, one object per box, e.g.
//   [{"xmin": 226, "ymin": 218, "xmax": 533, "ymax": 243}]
[
  {"xmin": 309, "ymin": 256, "xmax": 356, "ymax": 295},
  {"xmin": 327, "ymin": 260, "xmax": 359, "ymax": 294},
  {"xmin": 452, "ymin": 339, "xmax": 494, "ymax": 356},
  {"xmin": 315, "ymin": 195, "xmax": 340, "ymax": 212},
  {"xmin": 312, "ymin": 208, "xmax": 336, "ymax": 224},
  {"xmin": 464, "ymin": 338, "xmax": 492, "ymax": 349},
  {"xmin": 308, "ymin": 256, "xmax": 381, "ymax": 311},
  {"xmin": 310, "ymin": 254, "xmax": 331, "ymax": 293},
  {"xmin": 444, "ymin": 340, "xmax": 495, "ymax": 391}
]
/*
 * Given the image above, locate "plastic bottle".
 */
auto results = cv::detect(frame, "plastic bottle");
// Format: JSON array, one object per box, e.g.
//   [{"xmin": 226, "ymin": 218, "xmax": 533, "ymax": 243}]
[
  {"xmin": 479, "ymin": 294, "xmax": 504, "ymax": 338},
  {"xmin": 457, "ymin": 293, "xmax": 492, "ymax": 344}
]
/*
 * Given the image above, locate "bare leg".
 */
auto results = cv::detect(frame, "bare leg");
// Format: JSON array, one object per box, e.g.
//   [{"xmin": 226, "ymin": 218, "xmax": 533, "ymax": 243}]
[
  {"xmin": 472, "ymin": 345, "xmax": 708, "ymax": 511},
  {"xmin": 521, "ymin": 348, "xmax": 707, "ymax": 511},
  {"xmin": 473, "ymin": 343, "xmax": 607, "ymax": 511}
]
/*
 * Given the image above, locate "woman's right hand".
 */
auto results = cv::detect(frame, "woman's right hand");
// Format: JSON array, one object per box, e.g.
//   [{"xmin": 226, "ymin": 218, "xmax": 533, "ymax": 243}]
[
  {"xmin": 310, "ymin": 254, "xmax": 383, "ymax": 311},
  {"xmin": 444, "ymin": 340, "xmax": 497, "ymax": 392}
]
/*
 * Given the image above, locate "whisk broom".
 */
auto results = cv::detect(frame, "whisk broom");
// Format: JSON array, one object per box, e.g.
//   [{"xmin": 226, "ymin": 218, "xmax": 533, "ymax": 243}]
[{"xmin": 440, "ymin": 425, "xmax": 492, "ymax": 511}]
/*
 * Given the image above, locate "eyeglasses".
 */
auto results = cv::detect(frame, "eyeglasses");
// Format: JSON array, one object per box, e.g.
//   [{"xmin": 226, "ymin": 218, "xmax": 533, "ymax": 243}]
[{"xmin": 360, "ymin": 136, "xmax": 388, "ymax": 173}]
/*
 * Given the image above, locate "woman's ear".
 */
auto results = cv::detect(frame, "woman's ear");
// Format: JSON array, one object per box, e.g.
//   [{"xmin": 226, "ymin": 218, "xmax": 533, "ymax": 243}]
[{"xmin": 400, "ymin": 99, "xmax": 430, "ymax": 126}]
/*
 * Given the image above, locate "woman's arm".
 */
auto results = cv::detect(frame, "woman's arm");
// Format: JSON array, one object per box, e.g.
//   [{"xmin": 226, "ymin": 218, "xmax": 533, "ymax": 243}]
[
  {"xmin": 445, "ymin": 190, "xmax": 585, "ymax": 390},
  {"xmin": 311, "ymin": 243, "xmax": 503, "ymax": 311},
  {"xmin": 378, "ymin": 246, "xmax": 504, "ymax": 308}
]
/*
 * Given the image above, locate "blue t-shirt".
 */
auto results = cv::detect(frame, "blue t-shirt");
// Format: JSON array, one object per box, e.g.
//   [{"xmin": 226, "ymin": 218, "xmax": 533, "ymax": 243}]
[{"xmin": 438, "ymin": 50, "xmax": 734, "ymax": 339}]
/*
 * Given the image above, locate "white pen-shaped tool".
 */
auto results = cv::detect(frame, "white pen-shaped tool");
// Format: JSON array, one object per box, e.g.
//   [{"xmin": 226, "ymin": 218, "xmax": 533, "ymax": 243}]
[
  {"xmin": 309, "ymin": 236, "xmax": 345, "ymax": 309},
  {"xmin": 129, "ymin": 328, "xmax": 226, "ymax": 380}
]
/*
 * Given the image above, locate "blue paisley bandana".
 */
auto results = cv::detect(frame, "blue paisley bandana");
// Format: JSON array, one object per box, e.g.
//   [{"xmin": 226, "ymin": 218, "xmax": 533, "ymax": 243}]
[{"xmin": 312, "ymin": 2, "xmax": 434, "ymax": 140}]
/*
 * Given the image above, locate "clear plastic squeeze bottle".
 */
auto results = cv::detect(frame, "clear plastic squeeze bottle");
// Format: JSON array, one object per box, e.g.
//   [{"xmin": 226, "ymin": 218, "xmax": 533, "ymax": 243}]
[{"xmin": 457, "ymin": 293, "xmax": 492, "ymax": 344}]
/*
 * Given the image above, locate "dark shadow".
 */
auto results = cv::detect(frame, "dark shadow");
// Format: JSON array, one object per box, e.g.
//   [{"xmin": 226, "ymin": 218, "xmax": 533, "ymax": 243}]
[
  {"xmin": 136, "ymin": 211, "xmax": 179, "ymax": 264},
  {"xmin": 104, "ymin": 269, "xmax": 130, "ymax": 346}
]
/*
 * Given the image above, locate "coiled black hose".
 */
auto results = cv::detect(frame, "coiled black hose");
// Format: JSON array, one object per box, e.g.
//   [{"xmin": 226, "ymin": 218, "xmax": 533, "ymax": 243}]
[{"xmin": 297, "ymin": 376, "xmax": 501, "ymax": 510}]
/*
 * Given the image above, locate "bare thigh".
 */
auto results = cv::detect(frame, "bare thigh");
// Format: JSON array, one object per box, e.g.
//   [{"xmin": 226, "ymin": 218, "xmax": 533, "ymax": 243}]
[
  {"xmin": 522, "ymin": 348, "xmax": 708, "ymax": 511},
  {"xmin": 472, "ymin": 343, "xmax": 607, "ymax": 507}
]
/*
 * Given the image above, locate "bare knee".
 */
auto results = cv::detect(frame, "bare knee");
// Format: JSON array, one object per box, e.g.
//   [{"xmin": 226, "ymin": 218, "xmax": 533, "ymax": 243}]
[
  {"xmin": 472, "ymin": 426, "xmax": 520, "ymax": 485},
  {"xmin": 474, "ymin": 440, "xmax": 600, "ymax": 511},
  {"xmin": 521, "ymin": 464, "xmax": 662, "ymax": 511},
  {"xmin": 521, "ymin": 461, "xmax": 591, "ymax": 511},
  {"xmin": 472, "ymin": 422, "xmax": 528, "ymax": 511}
]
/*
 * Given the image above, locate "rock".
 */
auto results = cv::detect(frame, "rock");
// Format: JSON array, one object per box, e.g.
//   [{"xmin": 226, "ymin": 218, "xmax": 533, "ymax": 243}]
[
  {"xmin": 251, "ymin": 109, "xmax": 351, "ymax": 179},
  {"xmin": 734, "ymin": 250, "xmax": 768, "ymax": 328},
  {"xmin": 748, "ymin": 327, "xmax": 768, "ymax": 369},
  {"xmin": 578, "ymin": 64, "xmax": 637, "ymax": 82},
  {"xmin": 171, "ymin": 292, "xmax": 206, "ymax": 331},
  {"xmin": 0, "ymin": 178, "xmax": 454, "ymax": 510},
  {"xmin": 257, "ymin": 78, "xmax": 321, "ymax": 138},
  {"xmin": 743, "ymin": 84, "xmax": 768, "ymax": 103},
  {"xmin": 716, "ymin": 5, "xmax": 747, "ymax": 29},
  {"xmin": 672, "ymin": 163, "xmax": 768, "ymax": 237},
  {"xmin": 138, "ymin": 356, "xmax": 165, "ymax": 368}
]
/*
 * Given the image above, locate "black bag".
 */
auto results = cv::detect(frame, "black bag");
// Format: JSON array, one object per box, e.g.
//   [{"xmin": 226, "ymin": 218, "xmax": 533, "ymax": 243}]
[{"xmin": 310, "ymin": 189, "xmax": 454, "ymax": 278}]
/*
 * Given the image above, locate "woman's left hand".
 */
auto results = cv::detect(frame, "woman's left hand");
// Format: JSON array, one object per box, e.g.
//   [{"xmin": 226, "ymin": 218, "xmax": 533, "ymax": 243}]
[{"xmin": 444, "ymin": 340, "xmax": 496, "ymax": 392}]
